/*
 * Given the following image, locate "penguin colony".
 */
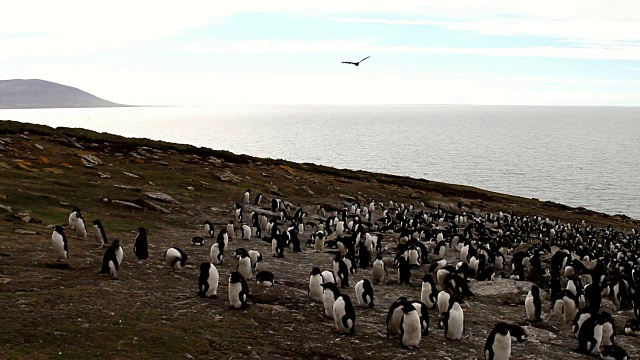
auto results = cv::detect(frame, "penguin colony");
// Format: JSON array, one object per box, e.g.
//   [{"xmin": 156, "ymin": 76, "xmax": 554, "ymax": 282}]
[{"xmin": 47, "ymin": 189, "xmax": 640, "ymax": 358}]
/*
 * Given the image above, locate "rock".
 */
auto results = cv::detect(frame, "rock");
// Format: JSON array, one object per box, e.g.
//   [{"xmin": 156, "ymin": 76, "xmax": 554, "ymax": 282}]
[
  {"xmin": 81, "ymin": 158, "xmax": 95, "ymax": 167},
  {"xmin": 45, "ymin": 262, "xmax": 70, "ymax": 270},
  {"xmin": 14, "ymin": 160, "xmax": 38, "ymax": 172},
  {"xmin": 98, "ymin": 172, "xmax": 111, "ymax": 179},
  {"xmin": 0, "ymin": 162, "xmax": 9, "ymax": 169},
  {"xmin": 339, "ymin": 194, "xmax": 356, "ymax": 202},
  {"xmin": 279, "ymin": 165, "xmax": 296, "ymax": 175},
  {"xmin": 35, "ymin": 157, "xmax": 50, "ymax": 165},
  {"xmin": 42, "ymin": 168, "xmax": 63, "ymax": 174},
  {"xmin": 0, "ymin": 145, "xmax": 6, "ymax": 152},
  {"xmin": 0, "ymin": 194, "xmax": 6, "ymax": 200},
  {"xmin": 133, "ymin": 158, "xmax": 145, "ymax": 164},
  {"xmin": 261, "ymin": 173, "xmax": 272, "ymax": 177},
  {"xmin": 144, "ymin": 192, "xmax": 176, "ymax": 204},
  {"xmin": 34, "ymin": 144, "xmax": 44, "ymax": 150},
  {"xmin": 137, "ymin": 199, "xmax": 170, "ymax": 213},
  {"xmin": 75, "ymin": 151, "xmax": 102, "ymax": 166},
  {"xmin": 0, "ymin": 277, "xmax": 10, "ymax": 284},
  {"xmin": 60, "ymin": 163, "xmax": 73, "ymax": 168},
  {"xmin": 270, "ymin": 189, "xmax": 285, "ymax": 197},
  {"xmin": 472, "ymin": 279, "xmax": 531, "ymax": 298},
  {"xmin": 182, "ymin": 155, "xmax": 201, "ymax": 163},
  {"xmin": 152, "ymin": 161, "xmax": 169, "ymax": 166},
  {"xmin": 114, "ymin": 185, "xmax": 142, "ymax": 192},
  {"xmin": 111, "ymin": 200, "xmax": 144, "ymax": 210},
  {"xmin": 13, "ymin": 210, "xmax": 33, "ymax": 223},
  {"xmin": 123, "ymin": 172, "xmax": 141, "ymax": 179},
  {"xmin": 301, "ymin": 186, "xmax": 315, "ymax": 195},
  {"xmin": 187, "ymin": 186, "xmax": 195, "ymax": 191},
  {"xmin": 15, "ymin": 229, "xmax": 37, "ymax": 235},
  {"xmin": 522, "ymin": 325, "xmax": 557, "ymax": 342},
  {"xmin": 217, "ymin": 170, "xmax": 241, "ymax": 183},
  {"xmin": 207, "ymin": 156, "xmax": 223, "ymax": 165}
]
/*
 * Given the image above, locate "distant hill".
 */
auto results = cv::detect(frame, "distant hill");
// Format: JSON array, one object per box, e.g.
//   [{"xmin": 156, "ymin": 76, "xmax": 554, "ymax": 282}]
[{"xmin": 0, "ymin": 79, "xmax": 128, "ymax": 109}]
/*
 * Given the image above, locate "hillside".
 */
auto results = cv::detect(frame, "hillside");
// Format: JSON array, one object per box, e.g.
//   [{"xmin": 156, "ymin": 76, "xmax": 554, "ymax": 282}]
[
  {"xmin": 0, "ymin": 120, "xmax": 638, "ymax": 359},
  {"xmin": 0, "ymin": 79, "xmax": 126, "ymax": 109}
]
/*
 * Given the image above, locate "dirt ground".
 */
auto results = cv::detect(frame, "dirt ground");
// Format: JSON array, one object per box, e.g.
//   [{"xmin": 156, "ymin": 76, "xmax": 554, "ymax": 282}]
[{"xmin": 0, "ymin": 122, "xmax": 638, "ymax": 359}]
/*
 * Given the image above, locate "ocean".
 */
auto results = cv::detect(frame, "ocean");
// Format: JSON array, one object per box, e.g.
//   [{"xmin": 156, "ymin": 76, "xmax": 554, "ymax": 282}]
[{"xmin": 1, "ymin": 105, "xmax": 638, "ymax": 219}]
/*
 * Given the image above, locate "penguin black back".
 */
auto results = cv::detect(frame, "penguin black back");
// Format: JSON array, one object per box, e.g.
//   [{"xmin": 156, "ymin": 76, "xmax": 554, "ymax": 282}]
[{"xmin": 134, "ymin": 227, "xmax": 149, "ymax": 260}]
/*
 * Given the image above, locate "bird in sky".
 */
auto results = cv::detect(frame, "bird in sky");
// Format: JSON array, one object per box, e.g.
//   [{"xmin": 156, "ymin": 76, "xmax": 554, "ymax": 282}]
[{"xmin": 341, "ymin": 56, "xmax": 370, "ymax": 66}]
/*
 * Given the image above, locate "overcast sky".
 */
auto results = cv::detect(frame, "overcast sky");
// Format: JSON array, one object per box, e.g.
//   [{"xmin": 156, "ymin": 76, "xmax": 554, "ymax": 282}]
[{"xmin": 2, "ymin": 1, "xmax": 640, "ymax": 105}]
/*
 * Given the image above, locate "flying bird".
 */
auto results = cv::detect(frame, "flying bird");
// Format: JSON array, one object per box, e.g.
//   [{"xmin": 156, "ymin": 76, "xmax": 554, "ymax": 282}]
[{"xmin": 341, "ymin": 56, "xmax": 370, "ymax": 66}]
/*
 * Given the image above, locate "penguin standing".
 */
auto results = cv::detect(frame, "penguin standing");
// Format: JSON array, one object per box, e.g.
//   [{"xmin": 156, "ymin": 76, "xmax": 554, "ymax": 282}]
[
  {"xmin": 437, "ymin": 290, "xmax": 451, "ymax": 314},
  {"xmin": 484, "ymin": 322, "xmax": 511, "ymax": 360},
  {"xmin": 234, "ymin": 203, "xmax": 243, "ymax": 223},
  {"xmin": 248, "ymin": 250, "xmax": 262, "ymax": 270},
  {"xmin": 243, "ymin": 189, "xmax": 250, "ymax": 204},
  {"xmin": 321, "ymin": 282, "xmax": 341, "ymax": 318},
  {"xmin": 386, "ymin": 297, "xmax": 409, "ymax": 338},
  {"xmin": 600, "ymin": 312, "xmax": 616, "ymax": 346},
  {"xmin": 254, "ymin": 193, "xmax": 262, "ymax": 206},
  {"xmin": 100, "ymin": 239, "xmax": 122, "ymax": 277},
  {"xmin": 443, "ymin": 296, "xmax": 464, "ymax": 340},
  {"xmin": 562, "ymin": 290, "xmax": 580, "ymax": 323},
  {"xmin": 255, "ymin": 271, "xmax": 274, "ymax": 287},
  {"xmin": 164, "ymin": 247, "xmax": 187, "ymax": 271},
  {"xmin": 51, "ymin": 225, "xmax": 68, "ymax": 261},
  {"xmin": 397, "ymin": 256, "xmax": 411, "ymax": 285},
  {"xmin": 204, "ymin": 220, "xmax": 215, "ymax": 238},
  {"xmin": 68, "ymin": 207, "xmax": 80, "ymax": 230},
  {"xmin": 400, "ymin": 303, "xmax": 422, "ymax": 350},
  {"xmin": 309, "ymin": 267, "xmax": 324, "ymax": 302},
  {"xmin": 371, "ymin": 254, "xmax": 386, "ymax": 284},
  {"xmin": 576, "ymin": 313, "xmax": 603, "ymax": 356},
  {"xmin": 210, "ymin": 242, "xmax": 224, "ymax": 265},
  {"xmin": 333, "ymin": 294, "xmax": 356, "ymax": 334},
  {"xmin": 228, "ymin": 272, "xmax": 249, "ymax": 309},
  {"xmin": 70, "ymin": 209, "xmax": 87, "ymax": 240},
  {"xmin": 411, "ymin": 300, "xmax": 430, "ymax": 336},
  {"xmin": 421, "ymin": 274, "xmax": 438, "ymax": 309},
  {"xmin": 321, "ymin": 270, "xmax": 335, "ymax": 284},
  {"xmin": 133, "ymin": 227, "xmax": 149, "ymax": 260},
  {"xmin": 236, "ymin": 250, "xmax": 253, "ymax": 280},
  {"xmin": 226, "ymin": 220, "xmax": 236, "ymax": 240},
  {"xmin": 354, "ymin": 279, "xmax": 374, "ymax": 308},
  {"xmin": 241, "ymin": 224, "xmax": 251, "ymax": 240},
  {"xmin": 333, "ymin": 255, "xmax": 350, "ymax": 288},
  {"xmin": 197, "ymin": 262, "xmax": 219, "ymax": 298},
  {"xmin": 272, "ymin": 235, "xmax": 285, "ymax": 258},
  {"xmin": 525, "ymin": 285, "xmax": 542, "ymax": 322},
  {"xmin": 92, "ymin": 219, "xmax": 108, "ymax": 248}
]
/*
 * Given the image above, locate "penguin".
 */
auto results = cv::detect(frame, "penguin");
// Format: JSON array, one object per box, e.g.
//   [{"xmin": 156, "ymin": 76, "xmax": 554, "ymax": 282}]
[
  {"xmin": 354, "ymin": 279, "xmax": 374, "ymax": 308},
  {"xmin": 572, "ymin": 308, "xmax": 594, "ymax": 339},
  {"xmin": 443, "ymin": 296, "xmax": 464, "ymax": 340},
  {"xmin": 133, "ymin": 227, "xmax": 149, "ymax": 260},
  {"xmin": 358, "ymin": 242, "xmax": 371, "ymax": 269},
  {"xmin": 386, "ymin": 297, "xmax": 409, "ymax": 338},
  {"xmin": 99, "ymin": 239, "xmax": 122, "ymax": 277},
  {"xmin": 191, "ymin": 236, "xmax": 206, "ymax": 246},
  {"xmin": 525, "ymin": 284, "xmax": 542, "ymax": 322},
  {"xmin": 599, "ymin": 345, "xmax": 629, "ymax": 360},
  {"xmin": 576, "ymin": 313, "xmax": 603, "ymax": 355},
  {"xmin": 248, "ymin": 250, "xmax": 262, "ymax": 270},
  {"xmin": 600, "ymin": 312, "xmax": 616, "ymax": 346},
  {"xmin": 333, "ymin": 255, "xmax": 350, "ymax": 288},
  {"xmin": 272, "ymin": 235, "xmax": 285, "ymax": 258},
  {"xmin": 308, "ymin": 267, "xmax": 324, "ymax": 302},
  {"xmin": 624, "ymin": 318, "xmax": 640, "ymax": 336},
  {"xmin": 371, "ymin": 254, "xmax": 386, "ymax": 285},
  {"xmin": 437, "ymin": 290, "xmax": 451, "ymax": 314},
  {"xmin": 255, "ymin": 271, "xmax": 274, "ymax": 287},
  {"xmin": 397, "ymin": 256, "xmax": 411, "ymax": 285},
  {"xmin": 234, "ymin": 203, "xmax": 243, "ymax": 223},
  {"xmin": 506, "ymin": 324, "xmax": 527, "ymax": 342},
  {"xmin": 420, "ymin": 273, "xmax": 438, "ymax": 309},
  {"xmin": 562, "ymin": 290, "xmax": 580, "ymax": 323},
  {"xmin": 203, "ymin": 220, "xmax": 215, "ymax": 238},
  {"xmin": 92, "ymin": 219, "xmax": 108, "ymax": 248},
  {"xmin": 411, "ymin": 300, "xmax": 430, "ymax": 336},
  {"xmin": 210, "ymin": 242, "xmax": 223, "ymax": 265},
  {"xmin": 51, "ymin": 225, "xmax": 68, "ymax": 261},
  {"xmin": 253, "ymin": 193, "xmax": 262, "ymax": 206},
  {"xmin": 164, "ymin": 247, "xmax": 187, "ymax": 271},
  {"xmin": 242, "ymin": 189, "xmax": 250, "ymax": 204},
  {"xmin": 217, "ymin": 229, "xmax": 229, "ymax": 248},
  {"xmin": 321, "ymin": 270, "xmax": 335, "ymax": 284},
  {"xmin": 70, "ymin": 209, "xmax": 87, "ymax": 240},
  {"xmin": 228, "ymin": 271, "xmax": 249, "ymax": 309},
  {"xmin": 68, "ymin": 207, "xmax": 80, "ymax": 230},
  {"xmin": 241, "ymin": 224, "xmax": 251, "ymax": 240},
  {"xmin": 197, "ymin": 262, "xmax": 219, "ymax": 298},
  {"xmin": 400, "ymin": 303, "xmax": 422, "ymax": 350},
  {"xmin": 226, "ymin": 220, "xmax": 236, "ymax": 240},
  {"xmin": 484, "ymin": 322, "xmax": 511, "ymax": 360},
  {"xmin": 434, "ymin": 241, "xmax": 446, "ymax": 258},
  {"xmin": 333, "ymin": 294, "xmax": 356, "ymax": 335},
  {"xmin": 321, "ymin": 282, "xmax": 341, "ymax": 318},
  {"xmin": 236, "ymin": 250, "xmax": 252, "ymax": 280}
]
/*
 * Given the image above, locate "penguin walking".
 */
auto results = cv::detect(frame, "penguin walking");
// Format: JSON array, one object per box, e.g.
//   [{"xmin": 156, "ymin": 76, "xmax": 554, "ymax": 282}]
[
  {"xmin": 92, "ymin": 219, "xmax": 108, "ymax": 248},
  {"xmin": 386, "ymin": 297, "xmax": 409, "ymax": 338},
  {"xmin": 411, "ymin": 301, "xmax": 430, "ymax": 336},
  {"xmin": 421, "ymin": 274, "xmax": 438, "ymax": 309},
  {"xmin": 255, "ymin": 271, "xmax": 274, "ymax": 287},
  {"xmin": 68, "ymin": 207, "xmax": 80, "ymax": 230},
  {"xmin": 354, "ymin": 279, "xmax": 374, "ymax": 308},
  {"xmin": 484, "ymin": 322, "xmax": 511, "ymax": 360},
  {"xmin": 333, "ymin": 294, "xmax": 356, "ymax": 334},
  {"xmin": 321, "ymin": 282, "xmax": 341, "ymax": 318},
  {"xmin": 70, "ymin": 209, "xmax": 87, "ymax": 240},
  {"xmin": 204, "ymin": 220, "xmax": 215, "ymax": 238},
  {"xmin": 133, "ymin": 227, "xmax": 149, "ymax": 260},
  {"xmin": 164, "ymin": 247, "xmax": 187, "ymax": 271},
  {"xmin": 100, "ymin": 239, "xmax": 123, "ymax": 277},
  {"xmin": 197, "ymin": 262, "xmax": 219, "ymax": 298},
  {"xmin": 228, "ymin": 272, "xmax": 249, "ymax": 309},
  {"xmin": 236, "ymin": 250, "xmax": 253, "ymax": 280},
  {"xmin": 525, "ymin": 285, "xmax": 542, "ymax": 322},
  {"xmin": 371, "ymin": 254, "xmax": 387, "ymax": 285},
  {"xmin": 309, "ymin": 267, "xmax": 324, "ymax": 302},
  {"xmin": 443, "ymin": 296, "xmax": 464, "ymax": 340},
  {"xmin": 400, "ymin": 303, "xmax": 422, "ymax": 350},
  {"xmin": 51, "ymin": 225, "xmax": 68, "ymax": 261}
]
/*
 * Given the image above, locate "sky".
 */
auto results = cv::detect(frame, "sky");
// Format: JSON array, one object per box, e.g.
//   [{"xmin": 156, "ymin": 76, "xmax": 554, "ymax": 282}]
[{"xmin": 1, "ymin": 1, "xmax": 640, "ymax": 105}]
